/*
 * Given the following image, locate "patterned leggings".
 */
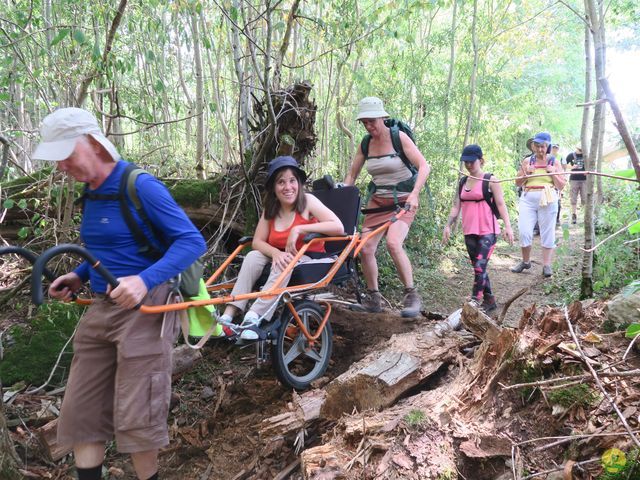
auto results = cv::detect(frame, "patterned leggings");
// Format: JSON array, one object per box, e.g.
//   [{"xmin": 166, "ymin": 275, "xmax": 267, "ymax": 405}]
[{"xmin": 464, "ymin": 234, "xmax": 497, "ymax": 300}]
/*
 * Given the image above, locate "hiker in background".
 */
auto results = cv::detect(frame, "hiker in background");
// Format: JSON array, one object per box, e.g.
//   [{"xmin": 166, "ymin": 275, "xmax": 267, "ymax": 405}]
[
  {"xmin": 34, "ymin": 108, "xmax": 206, "ymax": 480},
  {"xmin": 344, "ymin": 96, "xmax": 430, "ymax": 318},
  {"xmin": 565, "ymin": 145, "xmax": 586, "ymax": 224},
  {"xmin": 550, "ymin": 143, "xmax": 566, "ymax": 227},
  {"xmin": 442, "ymin": 145, "xmax": 514, "ymax": 313},
  {"xmin": 218, "ymin": 156, "xmax": 343, "ymax": 340},
  {"xmin": 511, "ymin": 132, "xmax": 566, "ymax": 278}
]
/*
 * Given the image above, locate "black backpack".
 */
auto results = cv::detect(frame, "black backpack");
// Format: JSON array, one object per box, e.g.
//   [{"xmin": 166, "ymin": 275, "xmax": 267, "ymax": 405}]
[
  {"xmin": 77, "ymin": 163, "xmax": 203, "ymax": 297},
  {"xmin": 458, "ymin": 173, "xmax": 501, "ymax": 220},
  {"xmin": 360, "ymin": 118, "xmax": 418, "ymax": 175}
]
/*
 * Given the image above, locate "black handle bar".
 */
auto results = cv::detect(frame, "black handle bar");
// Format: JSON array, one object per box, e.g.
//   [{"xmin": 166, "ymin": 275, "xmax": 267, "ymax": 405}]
[
  {"xmin": 31, "ymin": 244, "xmax": 119, "ymax": 305},
  {"xmin": 0, "ymin": 246, "xmax": 57, "ymax": 281}
]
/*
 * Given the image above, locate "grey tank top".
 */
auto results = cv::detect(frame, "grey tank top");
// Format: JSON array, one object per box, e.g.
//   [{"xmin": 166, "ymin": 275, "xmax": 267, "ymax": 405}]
[{"xmin": 366, "ymin": 154, "xmax": 413, "ymax": 198}]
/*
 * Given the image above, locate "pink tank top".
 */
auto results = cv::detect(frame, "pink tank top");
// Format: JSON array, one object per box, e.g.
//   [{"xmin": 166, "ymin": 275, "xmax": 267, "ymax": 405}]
[
  {"xmin": 460, "ymin": 180, "xmax": 500, "ymax": 236},
  {"xmin": 268, "ymin": 212, "xmax": 325, "ymax": 252}
]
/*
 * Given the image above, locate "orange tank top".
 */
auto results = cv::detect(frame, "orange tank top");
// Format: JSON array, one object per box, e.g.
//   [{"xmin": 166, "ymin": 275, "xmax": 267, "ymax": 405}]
[{"xmin": 268, "ymin": 212, "xmax": 325, "ymax": 253}]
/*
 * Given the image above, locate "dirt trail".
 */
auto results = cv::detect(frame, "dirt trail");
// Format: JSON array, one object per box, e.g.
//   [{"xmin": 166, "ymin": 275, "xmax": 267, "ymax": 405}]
[
  {"xmin": 435, "ymin": 213, "xmax": 585, "ymax": 327},
  {"xmin": 21, "ymin": 214, "xmax": 590, "ymax": 479}
]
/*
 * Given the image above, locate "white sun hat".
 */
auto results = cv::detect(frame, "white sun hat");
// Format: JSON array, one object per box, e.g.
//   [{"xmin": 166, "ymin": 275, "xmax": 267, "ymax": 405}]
[
  {"xmin": 32, "ymin": 107, "xmax": 120, "ymax": 162},
  {"xmin": 356, "ymin": 96, "xmax": 389, "ymax": 120}
]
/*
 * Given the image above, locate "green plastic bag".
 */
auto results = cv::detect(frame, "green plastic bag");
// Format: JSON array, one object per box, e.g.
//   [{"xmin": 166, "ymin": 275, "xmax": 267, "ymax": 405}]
[{"xmin": 185, "ymin": 279, "xmax": 223, "ymax": 340}]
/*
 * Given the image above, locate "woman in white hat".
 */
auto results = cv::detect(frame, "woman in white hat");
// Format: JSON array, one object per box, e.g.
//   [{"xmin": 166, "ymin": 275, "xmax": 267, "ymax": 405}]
[{"xmin": 343, "ymin": 97, "xmax": 430, "ymax": 317}]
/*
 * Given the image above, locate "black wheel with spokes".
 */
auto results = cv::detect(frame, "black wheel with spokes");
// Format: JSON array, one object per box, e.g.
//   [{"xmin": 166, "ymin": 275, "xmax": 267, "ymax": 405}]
[{"xmin": 271, "ymin": 300, "xmax": 332, "ymax": 390}]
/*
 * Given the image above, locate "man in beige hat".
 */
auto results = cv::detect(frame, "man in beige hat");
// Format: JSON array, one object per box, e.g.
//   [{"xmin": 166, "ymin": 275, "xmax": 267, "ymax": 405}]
[
  {"xmin": 33, "ymin": 107, "xmax": 206, "ymax": 480},
  {"xmin": 344, "ymin": 96, "xmax": 431, "ymax": 318}
]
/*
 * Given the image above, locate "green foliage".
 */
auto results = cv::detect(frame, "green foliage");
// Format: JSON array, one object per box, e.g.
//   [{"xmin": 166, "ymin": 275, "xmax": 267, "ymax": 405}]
[
  {"xmin": 403, "ymin": 409, "xmax": 428, "ymax": 427},
  {"xmin": 592, "ymin": 177, "xmax": 640, "ymax": 295},
  {"xmin": 548, "ymin": 383, "xmax": 598, "ymax": 409},
  {"xmin": 0, "ymin": 303, "xmax": 83, "ymax": 387},
  {"xmin": 626, "ymin": 323, "xmax": 640, "ymax": 339}
]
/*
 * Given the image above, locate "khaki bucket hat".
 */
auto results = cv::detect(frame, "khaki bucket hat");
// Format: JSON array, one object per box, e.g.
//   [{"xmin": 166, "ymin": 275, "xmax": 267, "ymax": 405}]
[{"xmin": 356, "ymin": 96, "xmax": 389, "ymax": 120}]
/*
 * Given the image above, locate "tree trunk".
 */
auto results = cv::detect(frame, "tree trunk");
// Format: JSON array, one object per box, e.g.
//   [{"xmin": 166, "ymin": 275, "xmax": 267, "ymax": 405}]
[
  {"xmin": 581, "ymin": 0, "xmax": 606, "ymax": 299},
  {"xmin": 463, "ymin": 0, "xmax": 479, "ymax": 147},
  {"xmin": 76, "ymin": 0, "xmax": 128, "ymax": 106},
  {"xmin": 191, "ymin": 9, "xmax": 205, "ymax": 180},
  {"xmin": 599, "ymin": 78, "xmax": 640, "ymax": 183},
  {"xmin": 444, "ymin": 0, "xmax": 458, "ymax": 155},
  {"xmin": 580, "ymin": 22, "xmax": 592, "ymax": 157}
]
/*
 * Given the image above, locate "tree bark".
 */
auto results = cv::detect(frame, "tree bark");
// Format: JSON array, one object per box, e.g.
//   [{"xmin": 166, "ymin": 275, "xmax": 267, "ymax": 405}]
[
  {"xmin": 599, "ymin": 78, "xmax": 640, "ymax": 183},
  {"xmin": 444, "ymin": 0, "xmax": 458, "ymax": 155},
  {"xmin": 580, "ymin": 22, "xmax": 592, "ymax": 157},
  {"xmin": 463, "ymin": 0, "xmax": 479, "ymax": 147},
  {"xmin": 581, "ymin": 0, "xmax": 606, "ymax": 299},
  {"xmin": 191, "ymin": 8, "xmax": 206, "ymax": 179}
]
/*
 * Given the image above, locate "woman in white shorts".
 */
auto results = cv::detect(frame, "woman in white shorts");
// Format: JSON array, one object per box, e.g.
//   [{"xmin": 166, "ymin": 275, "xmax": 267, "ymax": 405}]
[{"xmin": 511, "ymin": 132, "xmax": 566, "ymax": 277}]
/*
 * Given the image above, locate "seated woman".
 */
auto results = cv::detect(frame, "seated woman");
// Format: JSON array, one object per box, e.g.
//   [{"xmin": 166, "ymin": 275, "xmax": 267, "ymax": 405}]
[
  {"xmin": 219, "ymin": 156, "xmax": 344, "ymax": 340},
  {"xmin": 442, "ymin": 144, "xmax": 514, "ymax": 312}
]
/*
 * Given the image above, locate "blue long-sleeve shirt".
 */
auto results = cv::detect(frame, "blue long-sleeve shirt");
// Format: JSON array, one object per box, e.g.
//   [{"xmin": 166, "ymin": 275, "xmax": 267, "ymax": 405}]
[{"xmin": 74, "ymin": 160, "xmax": 206, "ymax": 293}]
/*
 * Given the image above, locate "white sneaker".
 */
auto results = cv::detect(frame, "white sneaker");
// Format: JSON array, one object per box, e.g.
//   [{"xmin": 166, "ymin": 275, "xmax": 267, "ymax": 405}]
[{"xmin": 240, "ymin": 311, "xmax": 261, "ymax": 340}]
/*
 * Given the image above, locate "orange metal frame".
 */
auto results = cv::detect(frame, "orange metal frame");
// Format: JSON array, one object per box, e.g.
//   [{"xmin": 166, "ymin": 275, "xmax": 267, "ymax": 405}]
[{"xmin": 75, "ymin": 207, "xmax": 409, "ymax": 342}]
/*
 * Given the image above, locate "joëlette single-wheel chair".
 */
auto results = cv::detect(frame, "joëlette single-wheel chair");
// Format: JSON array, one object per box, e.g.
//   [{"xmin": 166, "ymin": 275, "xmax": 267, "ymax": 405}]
[{"xmin": 3, "ymin": 177, "xmax": 409, "ymax": 390}]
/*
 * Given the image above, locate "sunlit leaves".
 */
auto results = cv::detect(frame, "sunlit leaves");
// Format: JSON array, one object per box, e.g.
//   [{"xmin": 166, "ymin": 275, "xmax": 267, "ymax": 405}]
[{"xmin": 50, "ymin": 28, "xmax": 70, "ymax": 47}]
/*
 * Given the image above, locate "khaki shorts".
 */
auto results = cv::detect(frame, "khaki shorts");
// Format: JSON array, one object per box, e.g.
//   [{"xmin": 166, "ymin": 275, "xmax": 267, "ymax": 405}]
[
  {"xmin": 570, "ymin": 180, "xmax": 586, "ymax": 206},
  {"xmin": 57, "ymin": 284, "xmax": 179, "ymax": 453}
]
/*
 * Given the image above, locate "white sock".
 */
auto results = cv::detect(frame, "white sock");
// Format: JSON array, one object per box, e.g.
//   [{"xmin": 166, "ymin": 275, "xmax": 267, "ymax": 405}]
[{"xmin": 218, "ymin": 313, "xmax": 233, "ymax": 323}]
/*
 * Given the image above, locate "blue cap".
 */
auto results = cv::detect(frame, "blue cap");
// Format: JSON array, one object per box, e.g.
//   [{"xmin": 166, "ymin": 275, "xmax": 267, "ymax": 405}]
[
  {"xmin": 265, "ymin": 156, "xmax": 307, "ymax": 186},
  {"xmin": 460, "ymin": 144, "xmax": 483, "ymax": 162},
  {"xmin": 533, "ymin": 132, "xmax": 551, "ymax": 145}
]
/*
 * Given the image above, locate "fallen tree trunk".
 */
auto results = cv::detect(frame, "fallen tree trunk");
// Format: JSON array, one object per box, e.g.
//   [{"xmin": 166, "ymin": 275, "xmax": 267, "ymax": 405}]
[
  {"xmin": 297, "ymin": 303, "xmax": 521, "ymax": 479},
  {"xmin": 260, "ymin": 323, "xmax": 464, "ymax": 439}
]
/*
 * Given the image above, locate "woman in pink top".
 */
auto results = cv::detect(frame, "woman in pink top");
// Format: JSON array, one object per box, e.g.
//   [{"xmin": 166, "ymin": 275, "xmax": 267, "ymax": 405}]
[{"xmin": 442, "ymin": 145, "xmax": 514, "ymax": 312}]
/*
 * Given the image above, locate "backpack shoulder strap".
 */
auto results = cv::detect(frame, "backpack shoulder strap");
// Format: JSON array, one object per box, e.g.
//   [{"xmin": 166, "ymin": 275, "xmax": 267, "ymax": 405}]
[
  {"xmin": 360, "ymin": 135, "xmax": 371, "ymax": 159},
  {"xmin": 482, "ymin": 172, "xmax": 501, "ymax": 219},
  {"xmin": 119, "ymin": 163, "xmax": 163, "ymax": 260},
  {"xmin": 389, "ymin": 125, "xmax": 416, "ymax": 174},
  {"xmin": 458, "ymin": 176, "xmax": 468, "ymax": 197}
]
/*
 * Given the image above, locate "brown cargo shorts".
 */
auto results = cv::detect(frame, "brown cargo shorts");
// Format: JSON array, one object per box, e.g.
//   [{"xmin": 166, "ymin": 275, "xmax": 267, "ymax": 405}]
[
  {"xmin": 570, "ymin": 180, "xmax": 586, "ymax": 207},
  {"xmin": 57, "ymin": 283, "xmax": 180, "ymax": 453}
]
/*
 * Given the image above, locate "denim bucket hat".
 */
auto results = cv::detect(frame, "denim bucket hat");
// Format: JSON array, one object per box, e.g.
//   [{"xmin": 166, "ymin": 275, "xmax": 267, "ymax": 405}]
[{"xmin": 265, "ymin": 156, "xmax": 307, "ymax": 186}]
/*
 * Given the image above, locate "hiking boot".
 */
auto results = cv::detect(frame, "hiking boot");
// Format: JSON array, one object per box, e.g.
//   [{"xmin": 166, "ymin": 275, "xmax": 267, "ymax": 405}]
[
  {"xmin": 401, "ymin": 287, "xmax": 421, "ymax": 318},
  {"xmin": 481, "ymin": 295, "xmax": 498, "ymax": 314},
  {"xmin": 542, "ymin": 265, "xmax": 553, "ymax": 278},
  {"xmin": 362, "ymin": 290, "xmax": 383, "ymax": 313},
  {"xmin": 510, "ymin": 261, "xmax": 531, "ymax": 273},
  {"xmin": 572, "ymin": 214, "xmax": 577, "ymax": 225}
]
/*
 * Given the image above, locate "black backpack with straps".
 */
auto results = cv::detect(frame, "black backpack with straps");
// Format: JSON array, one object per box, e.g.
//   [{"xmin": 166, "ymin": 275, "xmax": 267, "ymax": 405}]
[
  {"xmin": 360, "ymin": 119, "xmax": 421, "ymax": 206},
  {"xmin": 77, "ymin": 163, "xmax": 203, "ymax": 297},
  {"xmin": 360, "ymin": 118, "xmax": 418, "ymax": 176},
  {"xmin": 458, "ymin": 173, "xmax": 501, "ymax": 220}
]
